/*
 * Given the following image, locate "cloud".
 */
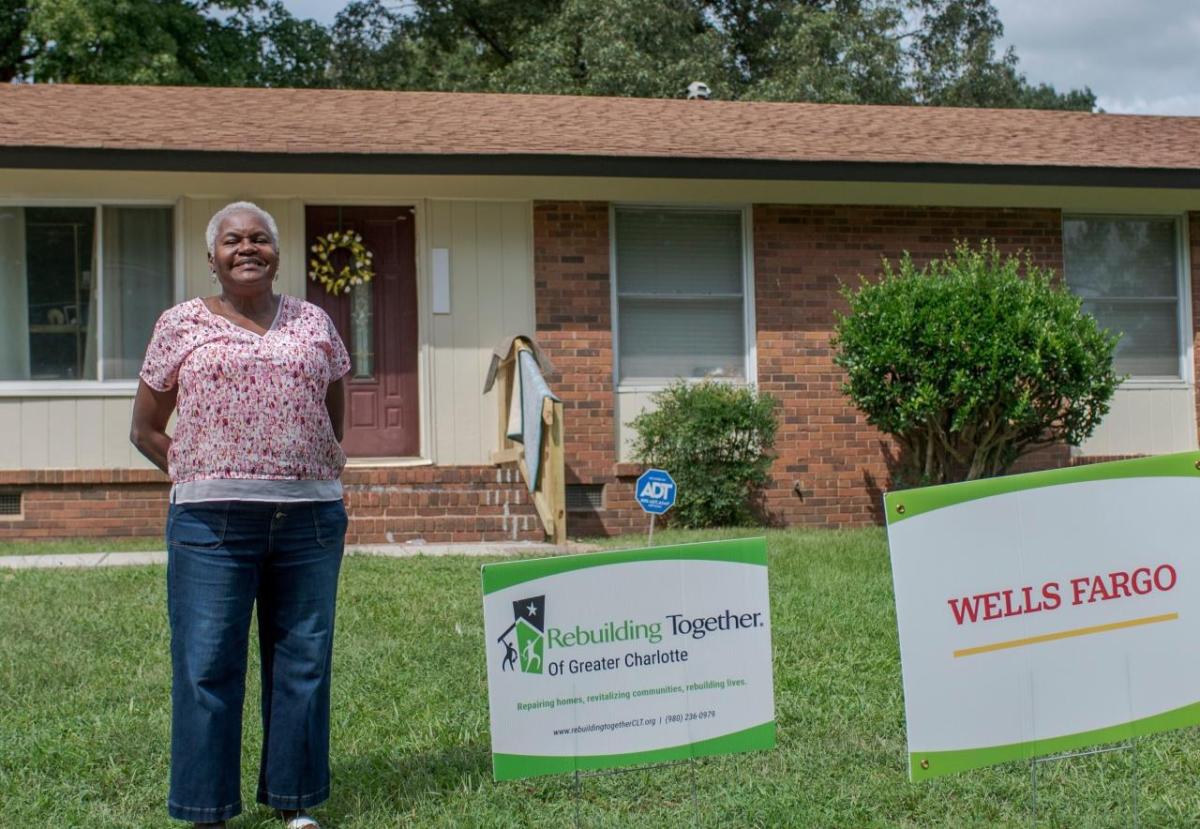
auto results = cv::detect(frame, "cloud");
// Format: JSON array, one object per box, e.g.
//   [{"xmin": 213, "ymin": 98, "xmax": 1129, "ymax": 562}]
[{"xmin": 993, "ymin": 0, "xmax": 1200, "ymax": 114}]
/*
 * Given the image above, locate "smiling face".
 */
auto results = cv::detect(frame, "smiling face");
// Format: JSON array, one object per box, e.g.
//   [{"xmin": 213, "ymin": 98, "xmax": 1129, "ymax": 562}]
[{"xmin": 208, "ymin": 210, "xmax": 279, "ymax": 295}]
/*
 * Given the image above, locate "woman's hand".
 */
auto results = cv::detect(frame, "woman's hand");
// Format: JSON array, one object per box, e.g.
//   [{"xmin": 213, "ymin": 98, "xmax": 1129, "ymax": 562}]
[
  {"xmin": 325, "ymin": 377, "xmax": 345, "ymax": 443},
  {"xmin": 130, "ymin": 380, "xmax": 178, "ymax": 474}
]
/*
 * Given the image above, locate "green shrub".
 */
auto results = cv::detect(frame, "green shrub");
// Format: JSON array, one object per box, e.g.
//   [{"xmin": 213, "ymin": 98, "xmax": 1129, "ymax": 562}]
[
  {"xmin": 629, "ymin": 381, "xmax": 778, "ymax": 528},
  {"xmin": 832, "ymin": 240, "xmax": 1120, "ymax": 485}
]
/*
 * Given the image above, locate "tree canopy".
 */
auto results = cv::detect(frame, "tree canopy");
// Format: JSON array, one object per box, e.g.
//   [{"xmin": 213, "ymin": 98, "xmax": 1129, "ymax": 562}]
[{"xmin": 2, "ymin": 0, "xmax": 1096, "ymax": 111}]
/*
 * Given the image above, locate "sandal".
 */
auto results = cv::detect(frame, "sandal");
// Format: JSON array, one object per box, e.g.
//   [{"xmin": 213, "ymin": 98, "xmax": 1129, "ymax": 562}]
[{"xmin": 284, "ymin": 816, "xmax": 319, "ymax": 829}]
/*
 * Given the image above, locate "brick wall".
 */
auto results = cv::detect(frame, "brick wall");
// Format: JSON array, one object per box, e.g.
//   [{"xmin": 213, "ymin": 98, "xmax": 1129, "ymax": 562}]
[
  {"xmin": 531, "ymin": 201, "xmax": 1077, "ymax": 534},
  {"xmin": 532, "ymin": 201, "xmax": 617, "ymax": 536},
  {"xmin": 340, "ymin": 466, "xmax": 542, "ymax": 544},
  {"xmin": 0, "ymin": 467, "xmax": 543, "ymax": 544},
  {"xmin": 0, "ymin": 471, "xmax": 169, "ymax": 540},
  {"xmin": 753, "ymin": 205, "xmax": 1066, "ymax": 526}
]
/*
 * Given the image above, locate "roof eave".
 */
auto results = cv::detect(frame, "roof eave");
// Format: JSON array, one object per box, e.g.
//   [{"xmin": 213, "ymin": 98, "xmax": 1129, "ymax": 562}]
[{"xmin": 1, "ymin": 146, "xmax": 1197, "ymax": 189}]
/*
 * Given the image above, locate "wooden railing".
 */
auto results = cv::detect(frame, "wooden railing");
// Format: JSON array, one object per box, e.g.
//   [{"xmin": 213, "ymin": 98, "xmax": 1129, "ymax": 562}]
[{"xmin": 489, "ymin": 337, "xmax": 566, "ymax": 544}]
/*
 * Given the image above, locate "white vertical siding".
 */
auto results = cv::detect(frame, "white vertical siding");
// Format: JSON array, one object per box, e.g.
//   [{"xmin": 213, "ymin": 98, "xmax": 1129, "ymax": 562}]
[
  {"xmin": 18, "ymin": 399, "xmax": 49, "ymax": 467},
  {"xmin": 0, "ymin": 400, "xmax": 20, "ymax": 467},
  {"xmin": 427, "ymin": 200, "xmax": 534, "ymax": 464},
  {"xmin": 46, "ymin": 401, "xmax": 76, "ymax": 467},
  {"xmin": 0, "ymin": 397, "xmax": 154, "ymax": 469},
  {"xmin": 616, "ymin": 390, "xmax": 657, "ymax": 463},
  {"xmin": 1077, "ymin": 386, "xmax": 1199, "ymax": 456},
  {"xmin": 75, "ymin": 398, "xmax": 106, "ymax": 468}
]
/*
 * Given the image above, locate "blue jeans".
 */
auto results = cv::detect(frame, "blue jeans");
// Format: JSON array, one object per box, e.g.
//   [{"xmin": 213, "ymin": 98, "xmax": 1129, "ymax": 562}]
[{"xmin": 165, "ymin": 500, "xmax": 347, "ymax": 823}]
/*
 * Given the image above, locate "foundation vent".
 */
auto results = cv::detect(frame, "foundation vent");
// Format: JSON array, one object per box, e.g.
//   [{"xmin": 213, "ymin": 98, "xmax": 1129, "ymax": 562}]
[
  {"xmin": 566, "ymin": 484, "xmax": 604, "ymax": 512},
  {"xmin": 0, "ymin": 492, "xmax": 21, "ymax": 517}
]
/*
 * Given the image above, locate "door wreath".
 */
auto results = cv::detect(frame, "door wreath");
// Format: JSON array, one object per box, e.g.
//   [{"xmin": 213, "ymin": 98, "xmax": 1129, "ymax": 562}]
[{"xmin": 308, "ymin": 230, "xmax": 375, "ymax": 295}]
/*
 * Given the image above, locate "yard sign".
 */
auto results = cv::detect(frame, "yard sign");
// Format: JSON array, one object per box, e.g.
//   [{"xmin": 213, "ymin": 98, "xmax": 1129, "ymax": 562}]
[
  {"xmin": 886, "ymin": 452, "xmax": 1200, "ymax": 781},
  {"xmin": 481, "ymin": 538, "xmax": 775, "ymax": 781},
  {"xmin": 635, "ymin": 468, "xmax": 677, "ymax": 515}
]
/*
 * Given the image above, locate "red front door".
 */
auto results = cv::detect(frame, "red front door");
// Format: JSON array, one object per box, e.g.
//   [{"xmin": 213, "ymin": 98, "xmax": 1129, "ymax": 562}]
[{"xmin": 305, "ymin": 205, "xmax": 419, "ymax": 457}]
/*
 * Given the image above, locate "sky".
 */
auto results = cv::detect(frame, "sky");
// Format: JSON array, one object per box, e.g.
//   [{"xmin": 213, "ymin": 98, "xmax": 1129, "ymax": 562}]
[{"xmin": 281, "ymin": 0, "xmax": 1200, "ymax": 115}]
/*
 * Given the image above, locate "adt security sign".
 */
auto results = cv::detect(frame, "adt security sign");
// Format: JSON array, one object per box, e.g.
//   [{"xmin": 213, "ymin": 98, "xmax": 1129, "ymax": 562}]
[{"xmin": 636, "ymin": 468, "xmax": 677, "ymax": 515}]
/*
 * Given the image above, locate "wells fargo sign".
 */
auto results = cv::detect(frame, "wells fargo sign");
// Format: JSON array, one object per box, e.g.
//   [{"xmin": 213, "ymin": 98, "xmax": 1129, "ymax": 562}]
[{"xmin": 885, "ymin": 453, "xmax": 1200, "ymax": 780}]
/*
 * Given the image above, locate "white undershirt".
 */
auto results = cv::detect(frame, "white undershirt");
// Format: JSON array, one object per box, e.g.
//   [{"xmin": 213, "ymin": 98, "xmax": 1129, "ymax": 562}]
[{"xmin": 171, "ymin": 478, "xmax": 343, "ymax": 504}]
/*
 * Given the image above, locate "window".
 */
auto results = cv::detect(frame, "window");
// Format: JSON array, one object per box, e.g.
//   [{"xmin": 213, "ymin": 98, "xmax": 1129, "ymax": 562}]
[
  {"xmin": 1063, "ymin": 216, "xmax": 1185, "ymax": 379},
  {"xmin": 0, "ymin": 205, "xmax": 174, "ymax": 382},
  {"xmin": 614, "ymin": 207, "xmax": 749, "ymax": 385}
]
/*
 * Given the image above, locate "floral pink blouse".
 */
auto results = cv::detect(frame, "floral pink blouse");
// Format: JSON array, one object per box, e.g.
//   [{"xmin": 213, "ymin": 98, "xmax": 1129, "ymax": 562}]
[{"xmin": 140, "ymin": 296, "xmax": 351, "ymax": 484}]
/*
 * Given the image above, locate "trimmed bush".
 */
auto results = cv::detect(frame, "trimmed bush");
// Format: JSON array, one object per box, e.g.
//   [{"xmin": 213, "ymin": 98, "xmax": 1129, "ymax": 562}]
[
  {"xmin": 629, "ymin": 381, "xmax": 778, "ymax": 528},
  {"xmin": 832, "ymin": 240, "xmax": 1120, "ymax": 485}
]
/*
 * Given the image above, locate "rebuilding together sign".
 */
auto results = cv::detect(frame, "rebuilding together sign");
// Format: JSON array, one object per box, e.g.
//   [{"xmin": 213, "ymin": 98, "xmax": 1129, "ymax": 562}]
[
  {"xmin": 886, "ymin": 452, "xmax": 1200, "ymax": 781},
  {"xmin": 481, "ymin": 538, "xmax": 775, "ymax": 781}
]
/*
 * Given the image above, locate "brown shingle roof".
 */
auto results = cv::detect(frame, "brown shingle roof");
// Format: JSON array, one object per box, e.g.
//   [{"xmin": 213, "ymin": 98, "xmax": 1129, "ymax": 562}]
[{"xmin": 1, "ymin": 83, "xmax": 1198, "ymax": 174}]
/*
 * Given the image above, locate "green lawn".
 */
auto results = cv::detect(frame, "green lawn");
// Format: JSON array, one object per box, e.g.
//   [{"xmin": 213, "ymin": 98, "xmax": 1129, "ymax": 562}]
[
  {"xmin": 0, "ymin": 536, "xmax": 165, "ymax": 556},
  {"xmin": 3, "ymin": 528, "xmax": 1198, "ymax": 827}
]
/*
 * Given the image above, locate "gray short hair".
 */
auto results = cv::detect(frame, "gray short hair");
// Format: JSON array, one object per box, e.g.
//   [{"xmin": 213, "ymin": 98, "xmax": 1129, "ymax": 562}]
[{"xmin": 205, "ymin": 201, "xmax": 280, "ymax": 257}]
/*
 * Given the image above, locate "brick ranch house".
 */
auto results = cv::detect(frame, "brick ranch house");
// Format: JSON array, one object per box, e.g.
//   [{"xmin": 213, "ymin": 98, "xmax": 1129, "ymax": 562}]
[{"xmin": 0, "ymin": 84, "xmax": 1198, "ymax": 543}]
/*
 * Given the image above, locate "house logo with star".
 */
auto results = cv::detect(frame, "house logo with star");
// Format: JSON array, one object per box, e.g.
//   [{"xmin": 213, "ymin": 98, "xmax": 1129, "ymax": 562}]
[{"xmin": 496, "ymin": 595, "xmax": 545, "ymax": 675}]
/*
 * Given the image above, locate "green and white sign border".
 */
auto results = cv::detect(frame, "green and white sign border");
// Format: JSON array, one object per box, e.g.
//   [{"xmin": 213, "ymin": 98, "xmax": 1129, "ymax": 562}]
[
  {"xmin": 482, "ymin": 537, "xmax": 775, "ymax": 781},
  {"xmin": 885, "ymin": 451, "xmax": 1200, "ymax": 781}
]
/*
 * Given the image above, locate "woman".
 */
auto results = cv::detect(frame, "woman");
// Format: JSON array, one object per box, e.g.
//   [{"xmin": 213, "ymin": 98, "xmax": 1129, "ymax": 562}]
[{"xmin": 131, "ymin": 201, "xmax": 350, "ymax": 829}]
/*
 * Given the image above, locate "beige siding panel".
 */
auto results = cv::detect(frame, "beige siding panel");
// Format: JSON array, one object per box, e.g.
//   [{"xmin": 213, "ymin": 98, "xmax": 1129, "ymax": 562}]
[
  {"xmin": 0, "ymin": 400, "xmax": 21, "ymax": 467},
  {"xmin": 101, "ymin": 397, "xmax": 135, "ymax": 467},
  {"xmin": 282, "ymin": 198, "xmax": 307, "ymax": 299},
  {"xmin": 450, "ymin": 201, "xmax": 482, "ymax": 464},
  {"xmin": 428, "ymin": 201, "xmax": 455, "ymax": 463},
  {"xmin": 183, "ymin": 197, "xmax": 214, "ymax": 299},
  {"xmin": 475, "ymin": 202, "xmax": 505, "ymax": 462},
  {"xmin": 46, "ymin": 400, "xmax": 77, "ymax": 467},
  {"xmin": 75, "ymin": 398, "xmax": 106, "ymax": 468},
  {"xmin": 1171, "ymin": 386, "xmax": 1198, "ymax": 451},
  {"xmin": 1078, "ymin": 386, "xmax": 1198, "ymax": 456},
  {"xmin": 501, "ymin": 203, "xmax": 534, "ymax": 340},
  {"xmin": 19, "ymin": 399, "xmax": 49, "ymax": 467},
  {"xmin": 616, "ymin": 390, "xmax": 657, "ymax": 463},
  {"xmin": 424, "ymin": 200, "xmax": 534, "ymax": 465}
]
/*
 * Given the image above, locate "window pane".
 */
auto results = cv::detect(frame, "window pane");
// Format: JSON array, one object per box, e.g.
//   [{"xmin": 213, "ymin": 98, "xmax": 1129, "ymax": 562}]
[
  {"xmin": 349, "ymin": 281, "xmax": 374, "ymax": 378},
  {"xmin": 1064, "ymin": 218, "xmax": 1177, "ymax": 298},
  {"xmin": 102, "ymin": 207, "xmax": 174, "ymax": 380},
  {"xmin": 619, "ymin": 298, "xmax": 744, "ymax": 383},
  {"xmin": 1083, "ymin": 300, "xmax": 1179, "ymax": 377},
  {"xmin": 1064, "ymin": 217, "xmax": 1181, "ymax": 378},
  {"xmin": 615, "ymin": 208, "xmax": 746, "ymax": 384},
  {"xmin": 22, "ymin": 207, "xmax": 97, "ymax": 380},
  {"xmin": 616, "ymin": 208, "xmax": 742, "ymax": 295},
  {"xmin": 0, "ymin": 206, "xmax": 174, "ymax": 382}
]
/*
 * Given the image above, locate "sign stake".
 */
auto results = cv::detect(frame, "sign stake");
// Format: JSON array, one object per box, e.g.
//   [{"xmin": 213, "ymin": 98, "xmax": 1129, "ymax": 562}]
[{"xmin": 1029, "ymin": 740, "xmax": 1139, "ymax": 828}]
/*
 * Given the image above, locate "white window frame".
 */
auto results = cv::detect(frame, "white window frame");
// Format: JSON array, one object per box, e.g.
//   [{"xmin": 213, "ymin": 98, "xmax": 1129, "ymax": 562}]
[
  {"xmin": 0, "ymin": 198, "xmax": 179, "ymax": 397},
  {"xmin": 610, "ymin": 203, "xmax": 757, "ymax": 392},
  {"xmin": 1061, "ymin": 212, "xmax": 1193, "ymax": 389}
]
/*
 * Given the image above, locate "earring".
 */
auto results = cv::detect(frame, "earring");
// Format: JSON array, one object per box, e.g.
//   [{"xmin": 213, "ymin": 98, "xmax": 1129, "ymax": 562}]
[{"xmin": 209, "ymin": 270, "xmax": 217, "ymax": 283}]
